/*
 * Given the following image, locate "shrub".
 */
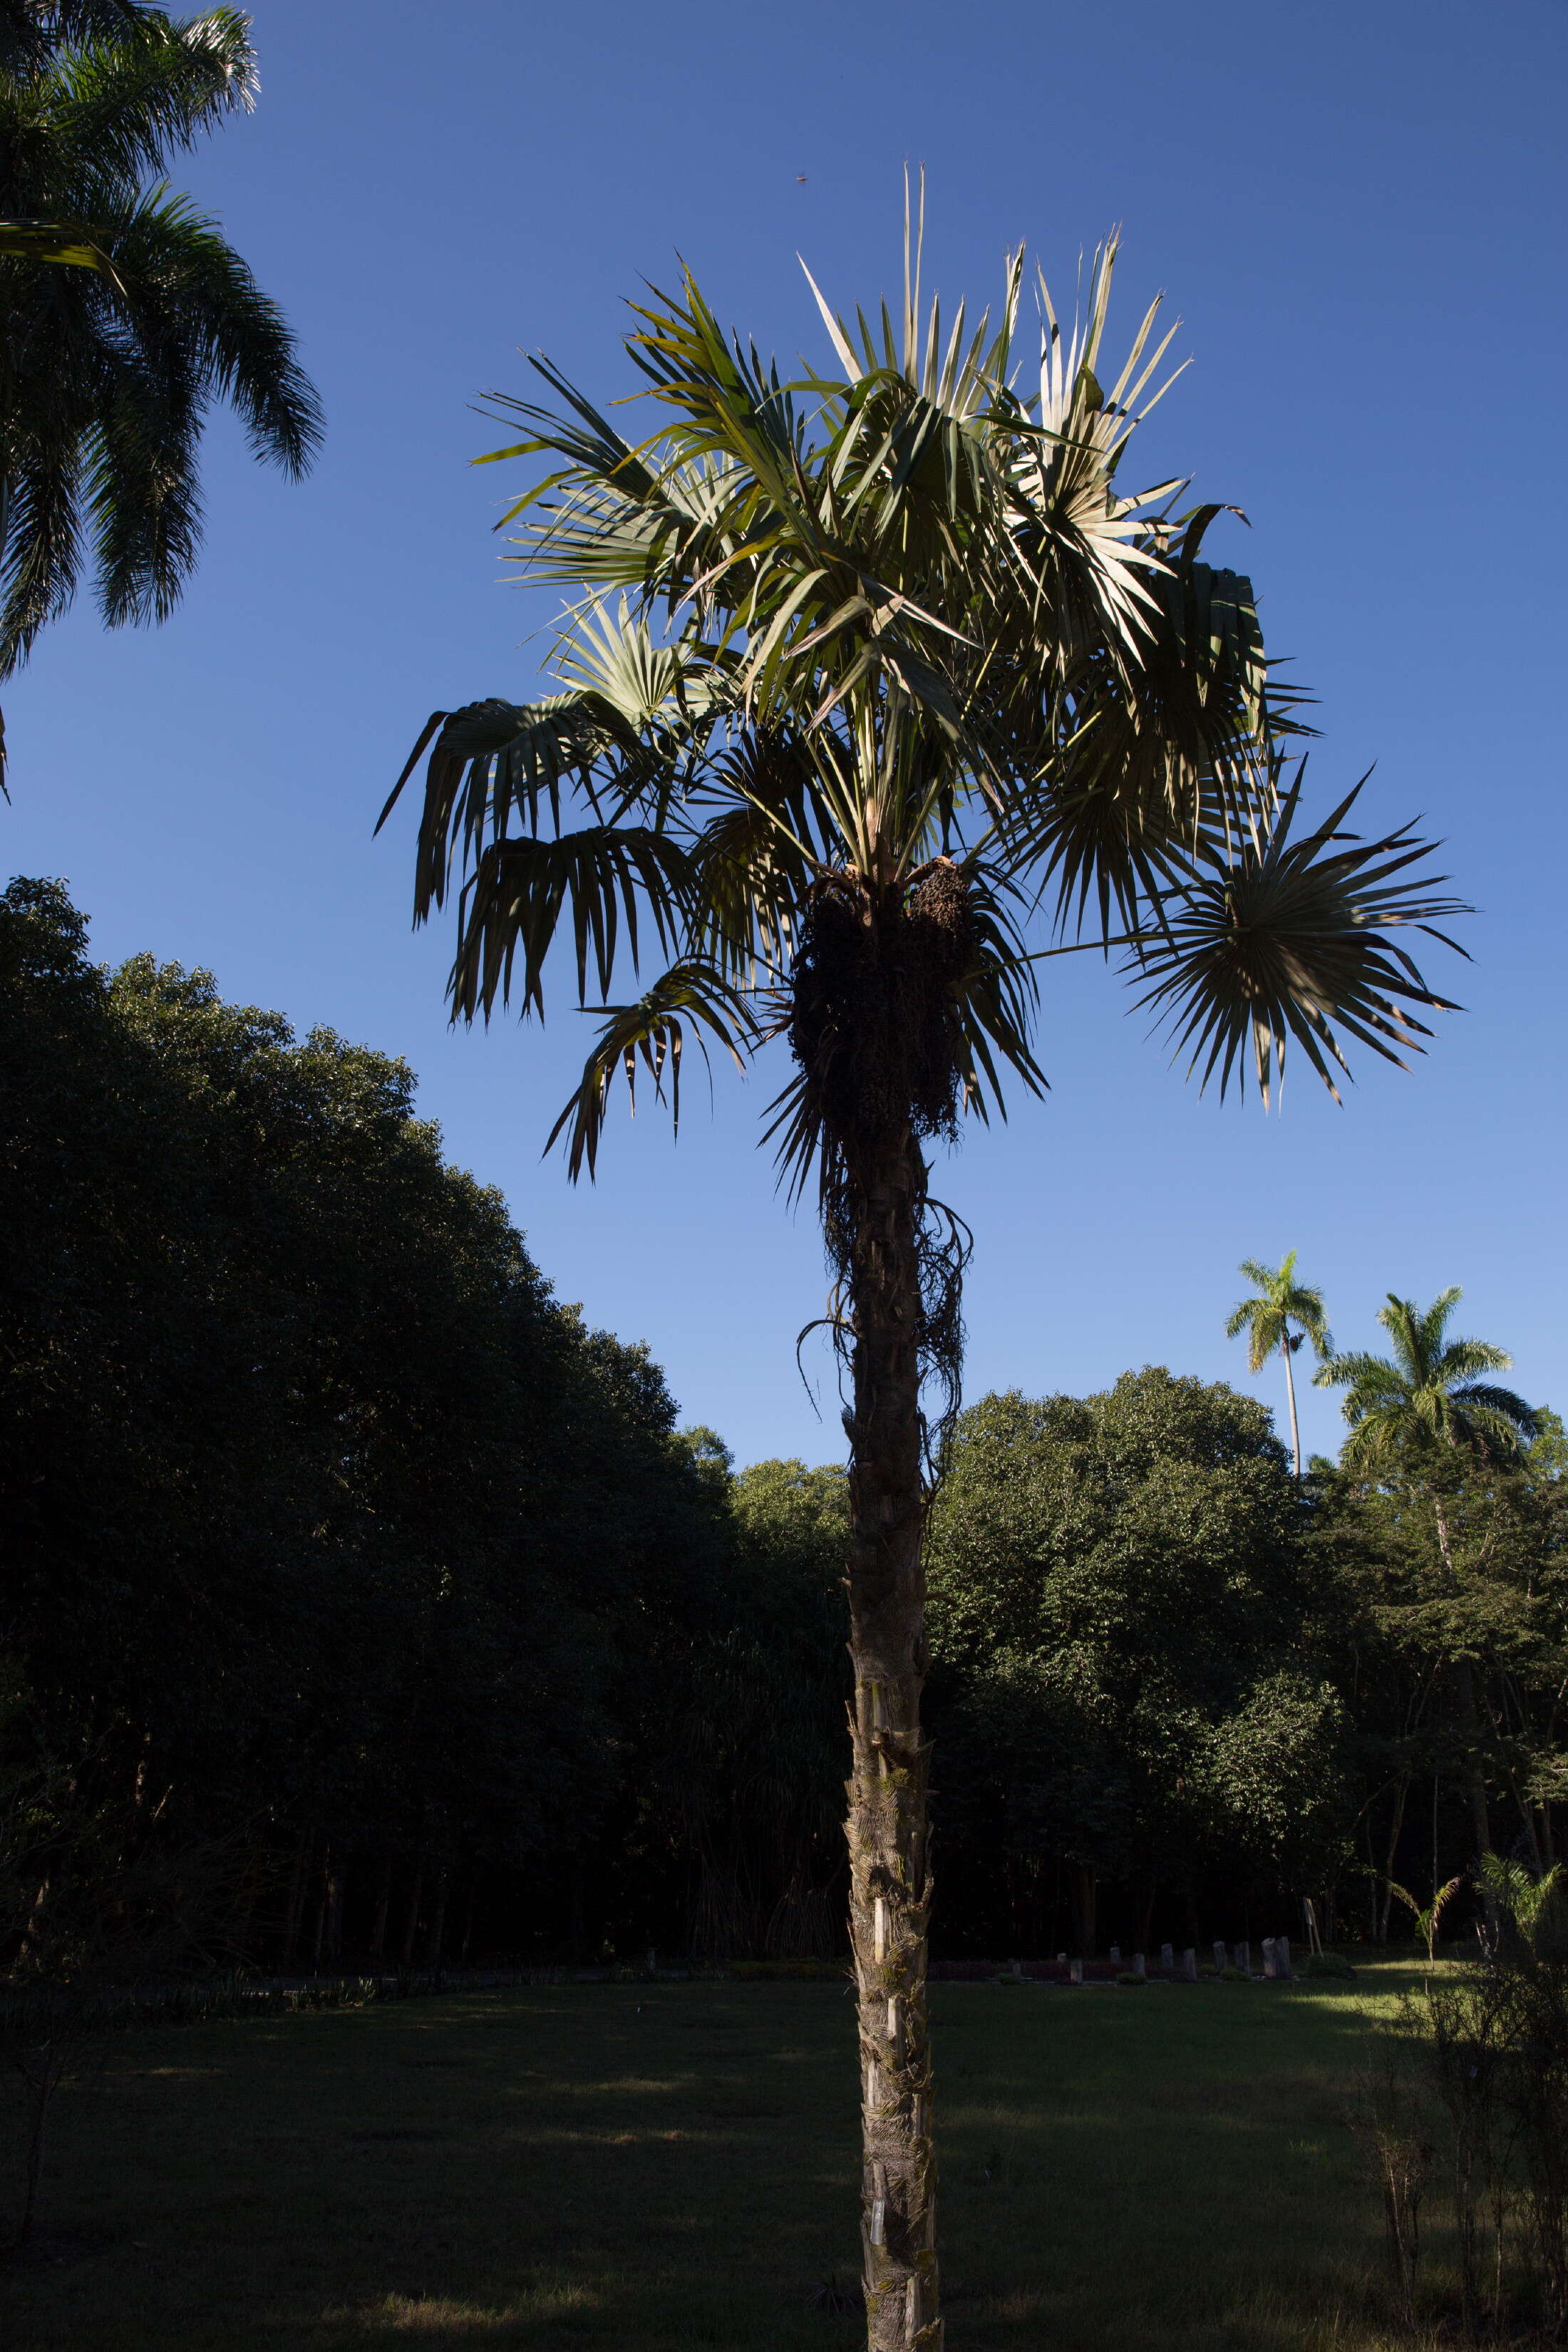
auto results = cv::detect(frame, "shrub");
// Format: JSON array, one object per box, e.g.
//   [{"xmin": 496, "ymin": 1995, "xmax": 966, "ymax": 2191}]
[
  {"xmin": 1305, "ymin": 1949, "xmax": 1356, "ymax": 1979},
  {"xmin": 1116, "ymin": 1971, "xmax": 1147, "ymax": 1986}
]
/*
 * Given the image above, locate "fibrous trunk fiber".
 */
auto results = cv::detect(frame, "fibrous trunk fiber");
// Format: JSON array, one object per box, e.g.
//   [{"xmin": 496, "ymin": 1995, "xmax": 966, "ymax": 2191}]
[{"xmin": 845, "ymin": 1125, "xmax": 941, "ymax": 2351}]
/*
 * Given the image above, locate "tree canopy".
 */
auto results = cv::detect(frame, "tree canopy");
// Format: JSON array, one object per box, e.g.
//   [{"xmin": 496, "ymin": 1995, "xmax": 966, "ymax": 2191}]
[{"xmin": 924, "ymin": 1369, "xmax": 1348, "ymax": 1952}]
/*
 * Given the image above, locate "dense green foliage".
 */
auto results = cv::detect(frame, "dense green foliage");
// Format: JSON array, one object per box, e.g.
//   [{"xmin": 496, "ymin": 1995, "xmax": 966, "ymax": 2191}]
[
  {"xmin": 1311, "ymin": 1425, "xmax": 1568, "ymax": 1938},
  {"xmin": 0, "ymin": 878, "xmax": 843, "ymax": 1969},
  {"xmin": 924, "ymin": 1372, "xmax": 1348, "ymax": 1954},
  {"xmin": 2, "ymin": 877, "xmax": 1561, "ymax": 1973}
]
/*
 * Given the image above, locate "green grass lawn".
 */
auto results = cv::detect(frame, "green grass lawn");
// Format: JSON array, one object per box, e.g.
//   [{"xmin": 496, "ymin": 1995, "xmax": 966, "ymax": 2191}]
[{"xmin": 2, "ymin": 1966, "xmax": 1433, "ymax": 2351}]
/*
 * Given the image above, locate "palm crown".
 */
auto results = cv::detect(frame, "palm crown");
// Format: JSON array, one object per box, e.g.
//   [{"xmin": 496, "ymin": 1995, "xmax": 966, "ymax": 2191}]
[
  {"xmin": 1224, "ymin": 1249, "xmax": 1332, "ymax": 1477},
  {"xmin": 1315, "ymin": 1286, "xmax": 1538, "ymax": 1475},
  {"xmin": 0, "ymin": 2, "xmax": 321, "ymax": 681},
  {"xmin": 1226, "ymin": 1251, "xmax": 1332, "ymax": 1373},
  {"xmin": 383, "ymin": 213, "xmax": 1466, "ymax": 1204}
]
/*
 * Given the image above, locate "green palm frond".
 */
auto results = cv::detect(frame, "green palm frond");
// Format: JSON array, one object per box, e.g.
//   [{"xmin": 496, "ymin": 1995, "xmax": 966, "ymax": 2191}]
[
  {"xmin": 1316, "ymin": 1286, "xmax": 1537, "ymax": 1475},
  {"xmin": 0, "ymin": 217, "xmax": 113, "ymax": 267},
  {"xmin": 378, "ymin": 696, "xmax": 650, "ymax": 917},
  {"xmin": 0, "ymin": 11, "xmax": 319, "ymax": 679},
  {"xmin": 0, "ymin": 5, "xmax": 151, "ymax": 73},
  {"xmin": 1477, "ymin": 1855, "xmax": 1565, "ymax": 1959},
  {"xmin": 545, "ymin": 959, "xmax": 761, "ymax": 1182},
  {"xmin": 1126, "ymin": 765, "xmax": 1467, "ymax": 1106},
  {"xmin": 1314, "ymin": 1348, "xmax": 1410, "ymax": 1401},
  {"xmin": 1387, "ymin": 1874, "xmax": 1464, "ymax": 1961},
  {"xmin": 448, "ymin": 824, "xmax": 693, "ymax": 1024},
  {"xmin": 51, "ymin": 6, "xmax": 257, "ymax": 185},
  {"xmin": 1224, "ymin": 1249, "xmax": 1333, "ymax": 1373}
]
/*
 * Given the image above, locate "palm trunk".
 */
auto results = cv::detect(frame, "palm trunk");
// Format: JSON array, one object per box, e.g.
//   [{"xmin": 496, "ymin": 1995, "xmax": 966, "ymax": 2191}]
[
  {"xmin": 1281, "ymin": 1334, "xmax": 1302, "ymax": 1480},
  {"xmin": 843, "ymin": 1125, "xmax": 940, "ymax": 2352},
  {"xmin": 324, "ymin": 1852, "xmax": 344, "ymax": 1966}
]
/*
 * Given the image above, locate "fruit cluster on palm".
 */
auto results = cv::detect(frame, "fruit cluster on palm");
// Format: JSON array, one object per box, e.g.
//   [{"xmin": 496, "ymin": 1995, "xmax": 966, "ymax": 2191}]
[
  {"xmin": 386, "ymin": 209, "xmax": 1467, "ymax": 2349},
  {"xmin": 0, "ymin": 0, "xmax": 321, "ymax": 705}
]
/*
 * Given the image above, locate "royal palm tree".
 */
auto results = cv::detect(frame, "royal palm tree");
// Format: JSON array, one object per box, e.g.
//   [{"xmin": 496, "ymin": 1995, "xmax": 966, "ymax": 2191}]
[
  {"xmin": 0, "ymin": 1, "xmax": 321, "ymax": 711},
  {"xmin": 1316, "ymin": 1289, "xmax": 1537, "ymax": 1871},
  {"xmin": 383, "ymin": 210, "xmax": 1465, "ymax": 2350},
  {"xmin": 1225, "ymin": 1250, "xmax": 1332, "ymax": 1476}
]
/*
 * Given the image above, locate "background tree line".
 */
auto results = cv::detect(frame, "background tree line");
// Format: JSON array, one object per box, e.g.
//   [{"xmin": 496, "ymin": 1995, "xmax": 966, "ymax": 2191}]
[
  {"xmin": 3, "ymin": 876, "xmax": 1562, "ymax": 1973},
  {"xmin": 0, "ymin": 876, "xmax": 847, "ymax": 1972}
]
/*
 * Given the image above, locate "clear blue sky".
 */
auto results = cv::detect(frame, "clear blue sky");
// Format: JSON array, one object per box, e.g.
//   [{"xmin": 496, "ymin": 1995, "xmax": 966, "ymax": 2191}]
[{"xmin": 9, "ymin": 0, "xmax": 1565, "ymax": 1468}]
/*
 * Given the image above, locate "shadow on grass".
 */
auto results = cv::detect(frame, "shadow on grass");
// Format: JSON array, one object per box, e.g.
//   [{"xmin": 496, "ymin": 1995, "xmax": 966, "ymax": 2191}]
[{"xmin": 0, "ymin": 1976, "xmax": 1444, "ymax": 2352}]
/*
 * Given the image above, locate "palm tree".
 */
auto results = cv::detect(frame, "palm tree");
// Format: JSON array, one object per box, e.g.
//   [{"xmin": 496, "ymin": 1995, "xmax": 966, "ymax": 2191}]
[
  {"xmin": 1316, "ymin": 1289, "xmax": 1537, "ymax": 1872},
  {"xmin": 0, "ymin": 2, "xmax": 321, "ymax": 708},
  {"xmin": 383, "ymin": 206, "xmax": 1465, "ymax": 2351},
  {"xmin": 0, "ymin": 4, "xmax": 156, "ymax": 66},
  {"xmin": 1316, "ymin": 1289, "xmax": 1536, "ymax": 1480},
  {"xmin": 1224, "ymin": 1251, "xmax": 1332, "ymax": 1477}
]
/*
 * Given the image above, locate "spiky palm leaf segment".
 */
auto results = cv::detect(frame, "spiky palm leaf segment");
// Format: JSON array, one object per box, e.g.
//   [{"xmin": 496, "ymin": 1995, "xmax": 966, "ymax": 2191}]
[
  {"xmin": 384, "ymin": 209, "xmax": 1465, "ymax": 1219},
  {"xmin": 1316, "ymin": 1287, "xmax": 1538, "ymax": 1475},
  {"xmin": 0, "ymin": 3, "xmax": 321, "ymax": 681}
]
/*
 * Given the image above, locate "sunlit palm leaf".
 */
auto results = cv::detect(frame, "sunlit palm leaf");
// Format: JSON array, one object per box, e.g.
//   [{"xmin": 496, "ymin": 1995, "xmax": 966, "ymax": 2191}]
[{"xmin": 0, "ymin": 217, "xmax": 114, "ymax": 269}]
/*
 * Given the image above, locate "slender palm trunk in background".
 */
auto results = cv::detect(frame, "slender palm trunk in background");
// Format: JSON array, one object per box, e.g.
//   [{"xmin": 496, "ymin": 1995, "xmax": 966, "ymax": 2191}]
[
  {"xmin": 1281, "ymin": 1334, "xmax": 1303, "ymax": 1479},
  {"xmin": 844, "ymin": 1128, "xmax": 939, "ymax": 2343}
]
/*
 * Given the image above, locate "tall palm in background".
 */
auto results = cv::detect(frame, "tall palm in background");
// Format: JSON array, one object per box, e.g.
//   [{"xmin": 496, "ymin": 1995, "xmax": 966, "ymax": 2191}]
[
  {"xmin": 1316, "ymin": 1289, "xmax": 1537, "ymax": 1868},
  {"xmin": 0, "ymin": 0, "xmax": 320, "ymax": 750},
  {"xmin": 1225, "ymin": 1250, "xmax": 1332, "ymax": 1476},
  {"xmin": 383, "ymin": 212, "xmax": 1465, "ymax": 2350}
]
